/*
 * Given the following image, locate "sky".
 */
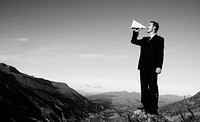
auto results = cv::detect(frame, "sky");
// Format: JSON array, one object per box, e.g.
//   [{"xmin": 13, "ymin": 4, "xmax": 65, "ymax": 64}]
[{"xmin": 0, "ymin": 0, "xmax": 200, "ymax": 96}]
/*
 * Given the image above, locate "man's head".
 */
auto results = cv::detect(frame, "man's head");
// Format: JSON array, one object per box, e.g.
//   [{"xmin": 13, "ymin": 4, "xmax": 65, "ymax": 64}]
[{"xmin": 147, "ymin": 21, "xmax": 159, "ymax": 33}]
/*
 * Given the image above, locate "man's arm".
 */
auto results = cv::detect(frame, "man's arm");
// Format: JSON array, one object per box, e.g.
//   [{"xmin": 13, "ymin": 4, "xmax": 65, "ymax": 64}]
[
  {"xmin": 131, "ymin": 29, "xmax": 142, "ymax": 46},
  {"xmin": 156, "ymin": 38, "xmax": 164, "ymax": 74}
]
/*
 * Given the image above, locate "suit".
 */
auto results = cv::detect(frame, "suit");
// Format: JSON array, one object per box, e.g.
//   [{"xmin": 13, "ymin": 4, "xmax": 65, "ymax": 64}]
[
  {"xmin": 131, "ymin": 31, "xmax": 164, "ymax": 71},
  {"xmin": 131, "ymin": 31, "xmax": 164, "ymax": 113}
]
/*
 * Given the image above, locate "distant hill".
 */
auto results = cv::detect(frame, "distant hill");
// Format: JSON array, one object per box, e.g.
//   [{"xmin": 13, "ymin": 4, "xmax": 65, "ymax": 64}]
[
  {"xmin": 159, "ymin": 94, "xmax": 185, "ymax": 106},
  {"xmin": 86, "ymin": 91, "xmax": 183, "ymax": 111},
  {"xmin": 159, "ymin": 91, "xmax": 200, "ymax": 116},
  {"xmin": 77, "ymin": 90, "xmax": 102, "ymax": 96},
  {"xmin": 0, "ymin": 63, "xmax": 103, "ymax": 122}
]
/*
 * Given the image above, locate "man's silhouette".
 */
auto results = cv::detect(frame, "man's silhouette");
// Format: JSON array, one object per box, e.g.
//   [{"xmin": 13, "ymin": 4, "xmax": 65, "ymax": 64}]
[{"xmin": 131, "ymin": 21, "xmax": 164, "ymax": 115}]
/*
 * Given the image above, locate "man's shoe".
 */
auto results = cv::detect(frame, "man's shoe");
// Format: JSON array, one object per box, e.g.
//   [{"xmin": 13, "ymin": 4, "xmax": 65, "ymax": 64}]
[{"xmin": 148, "ymin": 110, "xmax": 158, "ymax": 115}]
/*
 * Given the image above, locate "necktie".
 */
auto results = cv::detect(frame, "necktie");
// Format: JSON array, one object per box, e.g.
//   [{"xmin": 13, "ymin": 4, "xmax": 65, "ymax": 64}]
[{"xmin": 148, "ymin": 37, "xmax": 151, "ymax": 42}]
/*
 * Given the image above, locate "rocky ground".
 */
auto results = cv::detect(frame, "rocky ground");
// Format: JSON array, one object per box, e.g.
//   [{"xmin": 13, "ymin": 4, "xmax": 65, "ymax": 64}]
[
  {"xmin": 80, "ymin": 108, "xmax": 172, "ymax": 122},
  {"xmin": 81, "ymin": 110, "xmax": 172, "ymax": 122}
]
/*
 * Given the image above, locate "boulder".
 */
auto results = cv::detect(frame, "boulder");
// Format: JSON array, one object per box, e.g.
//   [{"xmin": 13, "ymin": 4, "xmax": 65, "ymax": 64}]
[{"xmin": 130, "ymin": 109, "xmax": 172, "ymax": 122}]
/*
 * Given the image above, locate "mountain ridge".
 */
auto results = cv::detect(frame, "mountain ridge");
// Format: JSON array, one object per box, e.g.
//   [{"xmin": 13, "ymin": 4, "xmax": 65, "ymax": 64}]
[
  {"xmin": 159, "ymin": 91, "xmax": 200, "ymax": 115},
  {"xmin": 0, "ymin": 63, "xmax": 103, "ymax": 122},
  {"xmin": 86, "ymin": 90, "xmax": 184, "ymax": 110}
]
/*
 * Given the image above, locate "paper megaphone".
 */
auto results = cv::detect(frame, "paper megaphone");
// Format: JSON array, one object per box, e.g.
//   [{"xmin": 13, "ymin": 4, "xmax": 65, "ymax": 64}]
[{"xmin": 131, "ymin": 20, "xmax": 146, "ymax": 29}]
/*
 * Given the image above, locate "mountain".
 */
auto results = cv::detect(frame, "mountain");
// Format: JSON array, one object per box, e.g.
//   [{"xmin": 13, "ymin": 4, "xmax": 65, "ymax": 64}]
[
  {"xmin": 86, "ymin": 91, "xmax": 183, "ymax": 111},
  {"xmin": 159, "ymin": 91, "xmax": 200, "ymax": 121},
  {"xmin": 159, "ymin": 94, "xmax": 185, "ymax": 106},
  {"xmin": 0, "ymin": 63, "xmax": 103, "ymax": 122},
  {"xmin": 77, "ymin": 90, "xmax": 102, "ymax": 96}
]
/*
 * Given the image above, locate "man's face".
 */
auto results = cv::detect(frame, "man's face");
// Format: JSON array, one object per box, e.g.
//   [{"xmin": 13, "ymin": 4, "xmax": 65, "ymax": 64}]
[{"xmin": 147, "ymin": 22, "xmax": 154, "ymax": 33}]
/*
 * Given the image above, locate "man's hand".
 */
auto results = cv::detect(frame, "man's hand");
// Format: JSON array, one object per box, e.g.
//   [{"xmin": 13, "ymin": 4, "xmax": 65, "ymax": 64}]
[
  {"xmin": 133, "ymin": 28, "xmax": 143, "ymax": 32},
  {"xmin": 155, "ymin": 67, "xmax": 162, "ymax": 74}
]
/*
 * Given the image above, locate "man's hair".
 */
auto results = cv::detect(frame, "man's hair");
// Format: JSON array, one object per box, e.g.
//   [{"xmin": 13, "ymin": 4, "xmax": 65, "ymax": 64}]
[{"xmin": 150, "ymin": 21, "xmax": 159, "ymax": 33}]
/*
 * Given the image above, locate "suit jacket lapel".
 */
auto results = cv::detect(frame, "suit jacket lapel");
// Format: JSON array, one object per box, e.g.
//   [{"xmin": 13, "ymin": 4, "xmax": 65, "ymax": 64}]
[{"xmin": 150, "ymin": 34, "xmax": 157, "ymax": 40}]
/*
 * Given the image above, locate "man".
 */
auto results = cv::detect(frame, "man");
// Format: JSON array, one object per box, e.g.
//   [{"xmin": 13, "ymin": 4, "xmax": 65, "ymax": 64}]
[{"xmin": 131, "ymin": 21, "xmax": 164, "ymax": 115}]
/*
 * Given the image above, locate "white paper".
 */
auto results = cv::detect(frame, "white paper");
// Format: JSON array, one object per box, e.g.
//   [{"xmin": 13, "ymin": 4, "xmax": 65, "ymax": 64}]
[{"xmin": 131, "ymin": 20, "xmax": 146, "ymax": 29}]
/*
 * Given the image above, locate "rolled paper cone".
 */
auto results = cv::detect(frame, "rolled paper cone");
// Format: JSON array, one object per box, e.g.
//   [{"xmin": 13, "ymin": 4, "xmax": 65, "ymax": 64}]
[{"xmin": 131, "ymin": 20, "xmax": 146, "ymax": 29}]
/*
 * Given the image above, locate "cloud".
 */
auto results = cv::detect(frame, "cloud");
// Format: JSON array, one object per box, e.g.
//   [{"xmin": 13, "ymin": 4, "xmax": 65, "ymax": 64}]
[
  {"xmin": 79, "ymin": 53, "xmax": 132, "ymax": 60},
  {"xmin": 103, "ymin": 55, "xmax": 132, "ymax": 59},
  {"xmin": 80, "ymin": 54, "xmax": 103, "ymax": 58},
  {"xmin": 17, "ymin": 38, "xmax": 30, "ymax": 42},
  {"xmin": 85, "ymin": 84, "xmax": 101, "ymax": 88},
  {"xmin": 2, "ymin": 45, "xmax": 76, "ymax": 65},
  {"xmin": 0, "ymin": 54, "xmax": 18, "ymax": 61},
  {"xmin": 0, "ymin": 38, "xmax": 30, "ymax": 42}
]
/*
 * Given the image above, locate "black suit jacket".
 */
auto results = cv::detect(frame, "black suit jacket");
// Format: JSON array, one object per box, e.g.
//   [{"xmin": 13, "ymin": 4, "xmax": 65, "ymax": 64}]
[{"xmin": 131, "ymin": 31, "xmax": 164, "ymax": 71}]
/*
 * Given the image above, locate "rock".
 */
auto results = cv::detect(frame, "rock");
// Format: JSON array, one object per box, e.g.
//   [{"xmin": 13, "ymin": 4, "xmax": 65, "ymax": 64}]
[
  {"xmin": 108, "ymin": 113, "xmax": 120, "ymax": 119},
  {"xmin": 130, "ymin": 109, "xmax": 172, "ymax": 122}
]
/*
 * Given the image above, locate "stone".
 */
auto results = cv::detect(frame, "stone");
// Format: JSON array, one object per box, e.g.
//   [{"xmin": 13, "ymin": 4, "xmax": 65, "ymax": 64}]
[{"xmin": 130, "ymin": 109, "xmax": 172, "ymax": 122}]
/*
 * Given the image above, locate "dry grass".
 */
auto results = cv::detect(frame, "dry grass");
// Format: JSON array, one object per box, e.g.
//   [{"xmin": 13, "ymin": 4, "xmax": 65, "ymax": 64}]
[{"xmin": 177, "ymin": 96, "xmax": 199, "ymax": 122}]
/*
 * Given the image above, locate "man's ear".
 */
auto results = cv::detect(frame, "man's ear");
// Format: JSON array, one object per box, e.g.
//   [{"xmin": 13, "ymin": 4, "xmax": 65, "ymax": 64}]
[{"xmin": 153, "ymin": 26, "xmax": 156, "ymax": 31}]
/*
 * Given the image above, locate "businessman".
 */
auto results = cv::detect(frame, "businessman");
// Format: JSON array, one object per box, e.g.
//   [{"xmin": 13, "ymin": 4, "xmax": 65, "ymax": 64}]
[{"xmin": 131, "ymin": 21, "xmax": 164, "ymax": 115}]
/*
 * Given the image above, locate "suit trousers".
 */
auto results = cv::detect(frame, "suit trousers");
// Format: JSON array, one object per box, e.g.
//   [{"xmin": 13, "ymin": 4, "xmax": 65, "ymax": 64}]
[{"xmin": 140, "ymin": 70, "xmax": 159, "ymax": 111}]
